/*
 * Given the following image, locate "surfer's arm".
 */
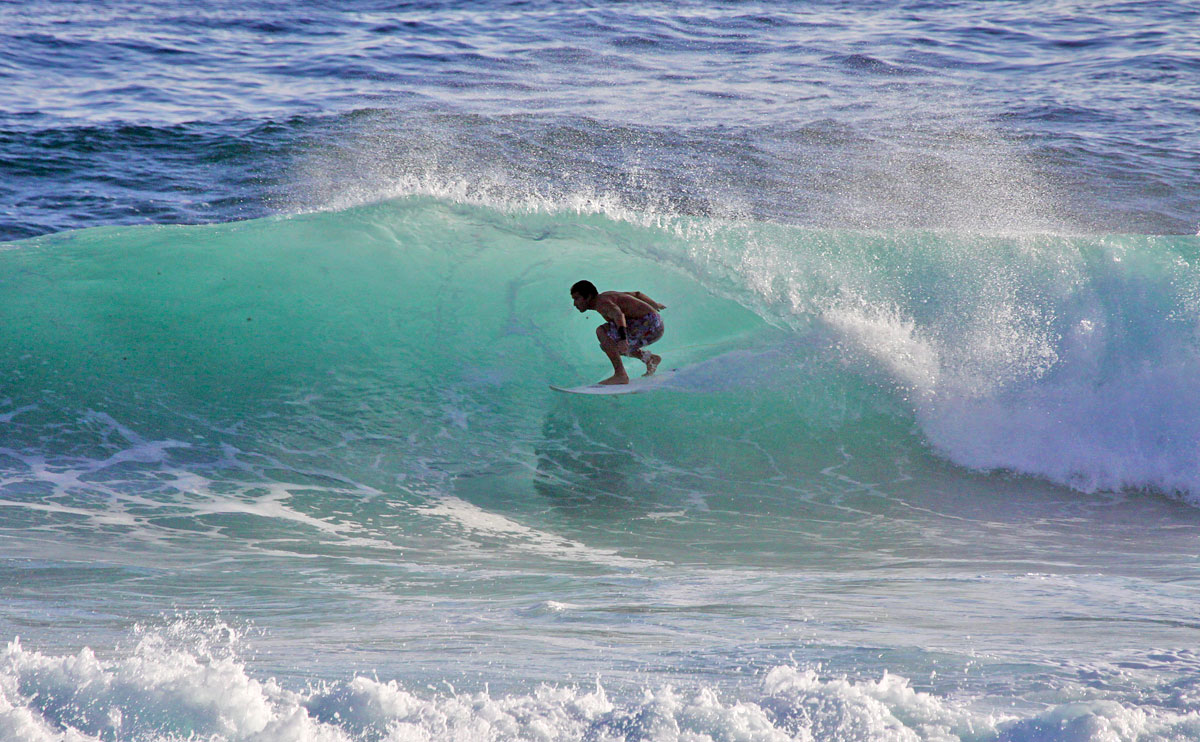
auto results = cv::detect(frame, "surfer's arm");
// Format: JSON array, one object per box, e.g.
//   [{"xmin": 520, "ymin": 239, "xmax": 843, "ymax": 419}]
[
  {"xmin": 627, "ymin": 291, "xmax": 666, "ymax": 311},
  {"xmin": 599, "ymin": 301, "xmax": 631, "ymax": 350},
  {"xmin": 610, "ymin": 307, "xmax": 628, "ymax": 337}
]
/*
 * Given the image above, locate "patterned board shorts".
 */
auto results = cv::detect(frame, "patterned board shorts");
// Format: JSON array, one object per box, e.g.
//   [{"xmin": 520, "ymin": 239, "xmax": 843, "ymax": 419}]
[{"xmin": 604, "ymin": 312, "xmax": 664, "ymax": 354}]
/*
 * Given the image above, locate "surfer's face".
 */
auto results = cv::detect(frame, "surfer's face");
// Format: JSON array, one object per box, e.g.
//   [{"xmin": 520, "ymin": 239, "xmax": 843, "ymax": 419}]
[{"xmin": 571, "ymin": 292, "xmax": 588, "ymax": 312}]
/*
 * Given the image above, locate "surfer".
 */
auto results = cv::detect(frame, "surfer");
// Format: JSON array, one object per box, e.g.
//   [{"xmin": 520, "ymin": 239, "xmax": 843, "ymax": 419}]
[{"xmin": 570, "ymin": 280, "xmax": 666, "ymax": 385}]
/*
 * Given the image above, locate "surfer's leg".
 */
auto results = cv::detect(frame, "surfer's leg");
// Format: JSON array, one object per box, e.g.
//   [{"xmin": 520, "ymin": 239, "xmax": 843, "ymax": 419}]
[
  {"xmin": 596, "ymin": 325, "xmax": 629, "ymax": 385},
  {"xmin": 633, "ymin": 315, "xmax": 663, "ymax": 376},
  {"xmin": 639, "ymin": 349, "xmax": 661, "ymax": 376}
]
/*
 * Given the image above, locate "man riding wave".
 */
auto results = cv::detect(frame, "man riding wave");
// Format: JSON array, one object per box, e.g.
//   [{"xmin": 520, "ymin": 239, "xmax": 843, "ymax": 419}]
[{"xmin": 570, "ymin": 280, "xmax": 666, "ymax": 385}]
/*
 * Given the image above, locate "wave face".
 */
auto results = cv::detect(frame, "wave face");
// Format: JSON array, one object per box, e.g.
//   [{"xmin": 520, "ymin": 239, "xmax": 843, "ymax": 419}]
[{"xmin": 3, "ymin": 198, "xmax": 1198, "ymax": 501}]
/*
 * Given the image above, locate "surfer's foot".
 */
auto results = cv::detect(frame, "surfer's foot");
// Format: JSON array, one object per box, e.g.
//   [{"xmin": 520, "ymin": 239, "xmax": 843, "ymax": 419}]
[
  {"xmin": 599, "ymin": 373, "xmax": 630, "ymax": 385},
  {"xmin": 643, "ymin": 354, "xmax": 661, "ymax": 376}
]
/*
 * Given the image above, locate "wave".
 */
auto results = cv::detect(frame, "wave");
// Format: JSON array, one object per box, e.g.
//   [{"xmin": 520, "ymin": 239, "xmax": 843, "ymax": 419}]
[
  {"xmin": 4, "ymin": 620, "xmax": 1198, "ymax": 742},
  {"xmin": 2, "ymin": 197, "xmax": 1199, "ymax": 502}
]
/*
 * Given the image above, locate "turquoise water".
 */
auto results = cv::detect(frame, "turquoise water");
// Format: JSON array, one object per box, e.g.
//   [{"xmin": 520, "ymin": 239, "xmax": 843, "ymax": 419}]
[{"xmin": 7, "ymin": 200, "xmax": 1200, "ymax": 494}]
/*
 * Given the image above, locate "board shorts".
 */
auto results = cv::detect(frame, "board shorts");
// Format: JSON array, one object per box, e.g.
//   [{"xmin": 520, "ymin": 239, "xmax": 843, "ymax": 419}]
[{"xmin": 604, "ymin": 312, "xmax": 664, "ymax": 355}]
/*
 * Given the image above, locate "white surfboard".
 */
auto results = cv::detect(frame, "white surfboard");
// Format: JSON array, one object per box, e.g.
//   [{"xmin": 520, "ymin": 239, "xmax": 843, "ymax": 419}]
[{"xmin": 550, "ymin": 368, "xmax": 678, "ymax": 396}]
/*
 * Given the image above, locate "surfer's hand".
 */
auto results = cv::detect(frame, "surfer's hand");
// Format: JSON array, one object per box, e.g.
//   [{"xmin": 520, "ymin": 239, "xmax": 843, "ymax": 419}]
[{"xmin": 617, "ymin": 339, "xmax": 630, "ymax": 354}]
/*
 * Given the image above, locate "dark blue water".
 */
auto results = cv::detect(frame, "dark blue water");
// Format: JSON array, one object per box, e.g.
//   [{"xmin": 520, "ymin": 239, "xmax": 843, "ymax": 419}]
[
  {"xmin": 2, "ymin": 1, "xmax": 1197, "ymax": 240},
  {"xmin": 3, "ymin": 3, "xmax": 1200, "ymax": 741}
]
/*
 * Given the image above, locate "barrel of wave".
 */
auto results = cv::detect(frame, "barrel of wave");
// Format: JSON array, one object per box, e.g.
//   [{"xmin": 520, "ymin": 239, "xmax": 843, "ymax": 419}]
[{"xmin": 0, "ymin": 197, "xmax": 771, "ymax": 420}]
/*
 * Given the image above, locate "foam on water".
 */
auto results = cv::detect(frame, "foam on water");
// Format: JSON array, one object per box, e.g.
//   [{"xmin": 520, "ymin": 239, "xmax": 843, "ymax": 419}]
[
  {"xmin": 418, "ymin": 496, "xmax": 660, "ymax": 569},
  {"xmin": 5, "ymin": 620, "xmax": 1200, "ymax": 742}
]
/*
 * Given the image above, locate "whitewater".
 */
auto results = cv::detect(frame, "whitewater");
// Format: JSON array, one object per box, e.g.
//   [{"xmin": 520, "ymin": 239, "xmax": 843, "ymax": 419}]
[{"xmin": 3, "ymin": 1, "xmax": 1200, "ymax": 740}]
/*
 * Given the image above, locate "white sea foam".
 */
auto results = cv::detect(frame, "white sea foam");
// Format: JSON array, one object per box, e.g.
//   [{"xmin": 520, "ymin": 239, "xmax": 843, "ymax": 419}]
[
  {"xmin": 918, "ymin": 359, "xmax": 1200, "ymax": 499},
  {"xmin": 0, "ymin": 440, "xmax": 392, "ymax": 553},
  {"xmin": 0, "ymin": 627, "xmax": 345, "ymax": 742},
  {"xmin": 4, "ymin": 624, "xmax": 1200, "ymax": 742},
  {"xmin": 418, "ymin": 496, "xmax": 660, "ymax": 569},
  {"xmin": 799, "ymin": 229, "xmax": 1200, "ymax": 500},
  {"xmin": 822, "ymin": 289, "xmax": 1200, "ymax": 500}
]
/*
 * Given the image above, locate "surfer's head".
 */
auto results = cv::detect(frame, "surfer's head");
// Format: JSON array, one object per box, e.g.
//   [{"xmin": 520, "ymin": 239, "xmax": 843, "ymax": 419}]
[{"xmin": 570, "ymin": 280, "xmax": 598, "ymax": 312}]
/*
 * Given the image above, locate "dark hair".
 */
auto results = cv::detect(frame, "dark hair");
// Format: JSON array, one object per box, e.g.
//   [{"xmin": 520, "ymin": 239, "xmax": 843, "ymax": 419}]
[{"xmin": 570, "ymin": 280, "xmax": 598, "ymax": 298}]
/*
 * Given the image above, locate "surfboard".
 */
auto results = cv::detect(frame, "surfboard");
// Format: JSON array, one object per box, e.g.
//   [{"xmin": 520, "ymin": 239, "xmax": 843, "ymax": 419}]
[{"xmin": 550, "ymin": 368, "xmax": 678, "ymax": 396}]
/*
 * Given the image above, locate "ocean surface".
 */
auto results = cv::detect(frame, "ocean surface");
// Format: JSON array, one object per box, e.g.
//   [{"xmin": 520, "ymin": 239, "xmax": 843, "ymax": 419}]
[{"xmin": 3, "ymin": 1, "xmax": 1200, "ymax": 740}]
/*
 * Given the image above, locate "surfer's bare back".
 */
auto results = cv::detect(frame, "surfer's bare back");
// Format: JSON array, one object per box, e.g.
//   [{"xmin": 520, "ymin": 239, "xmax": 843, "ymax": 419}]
[{"xmin": 570, "ymin": 280, "xmax": 666, "ymax": 385}]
